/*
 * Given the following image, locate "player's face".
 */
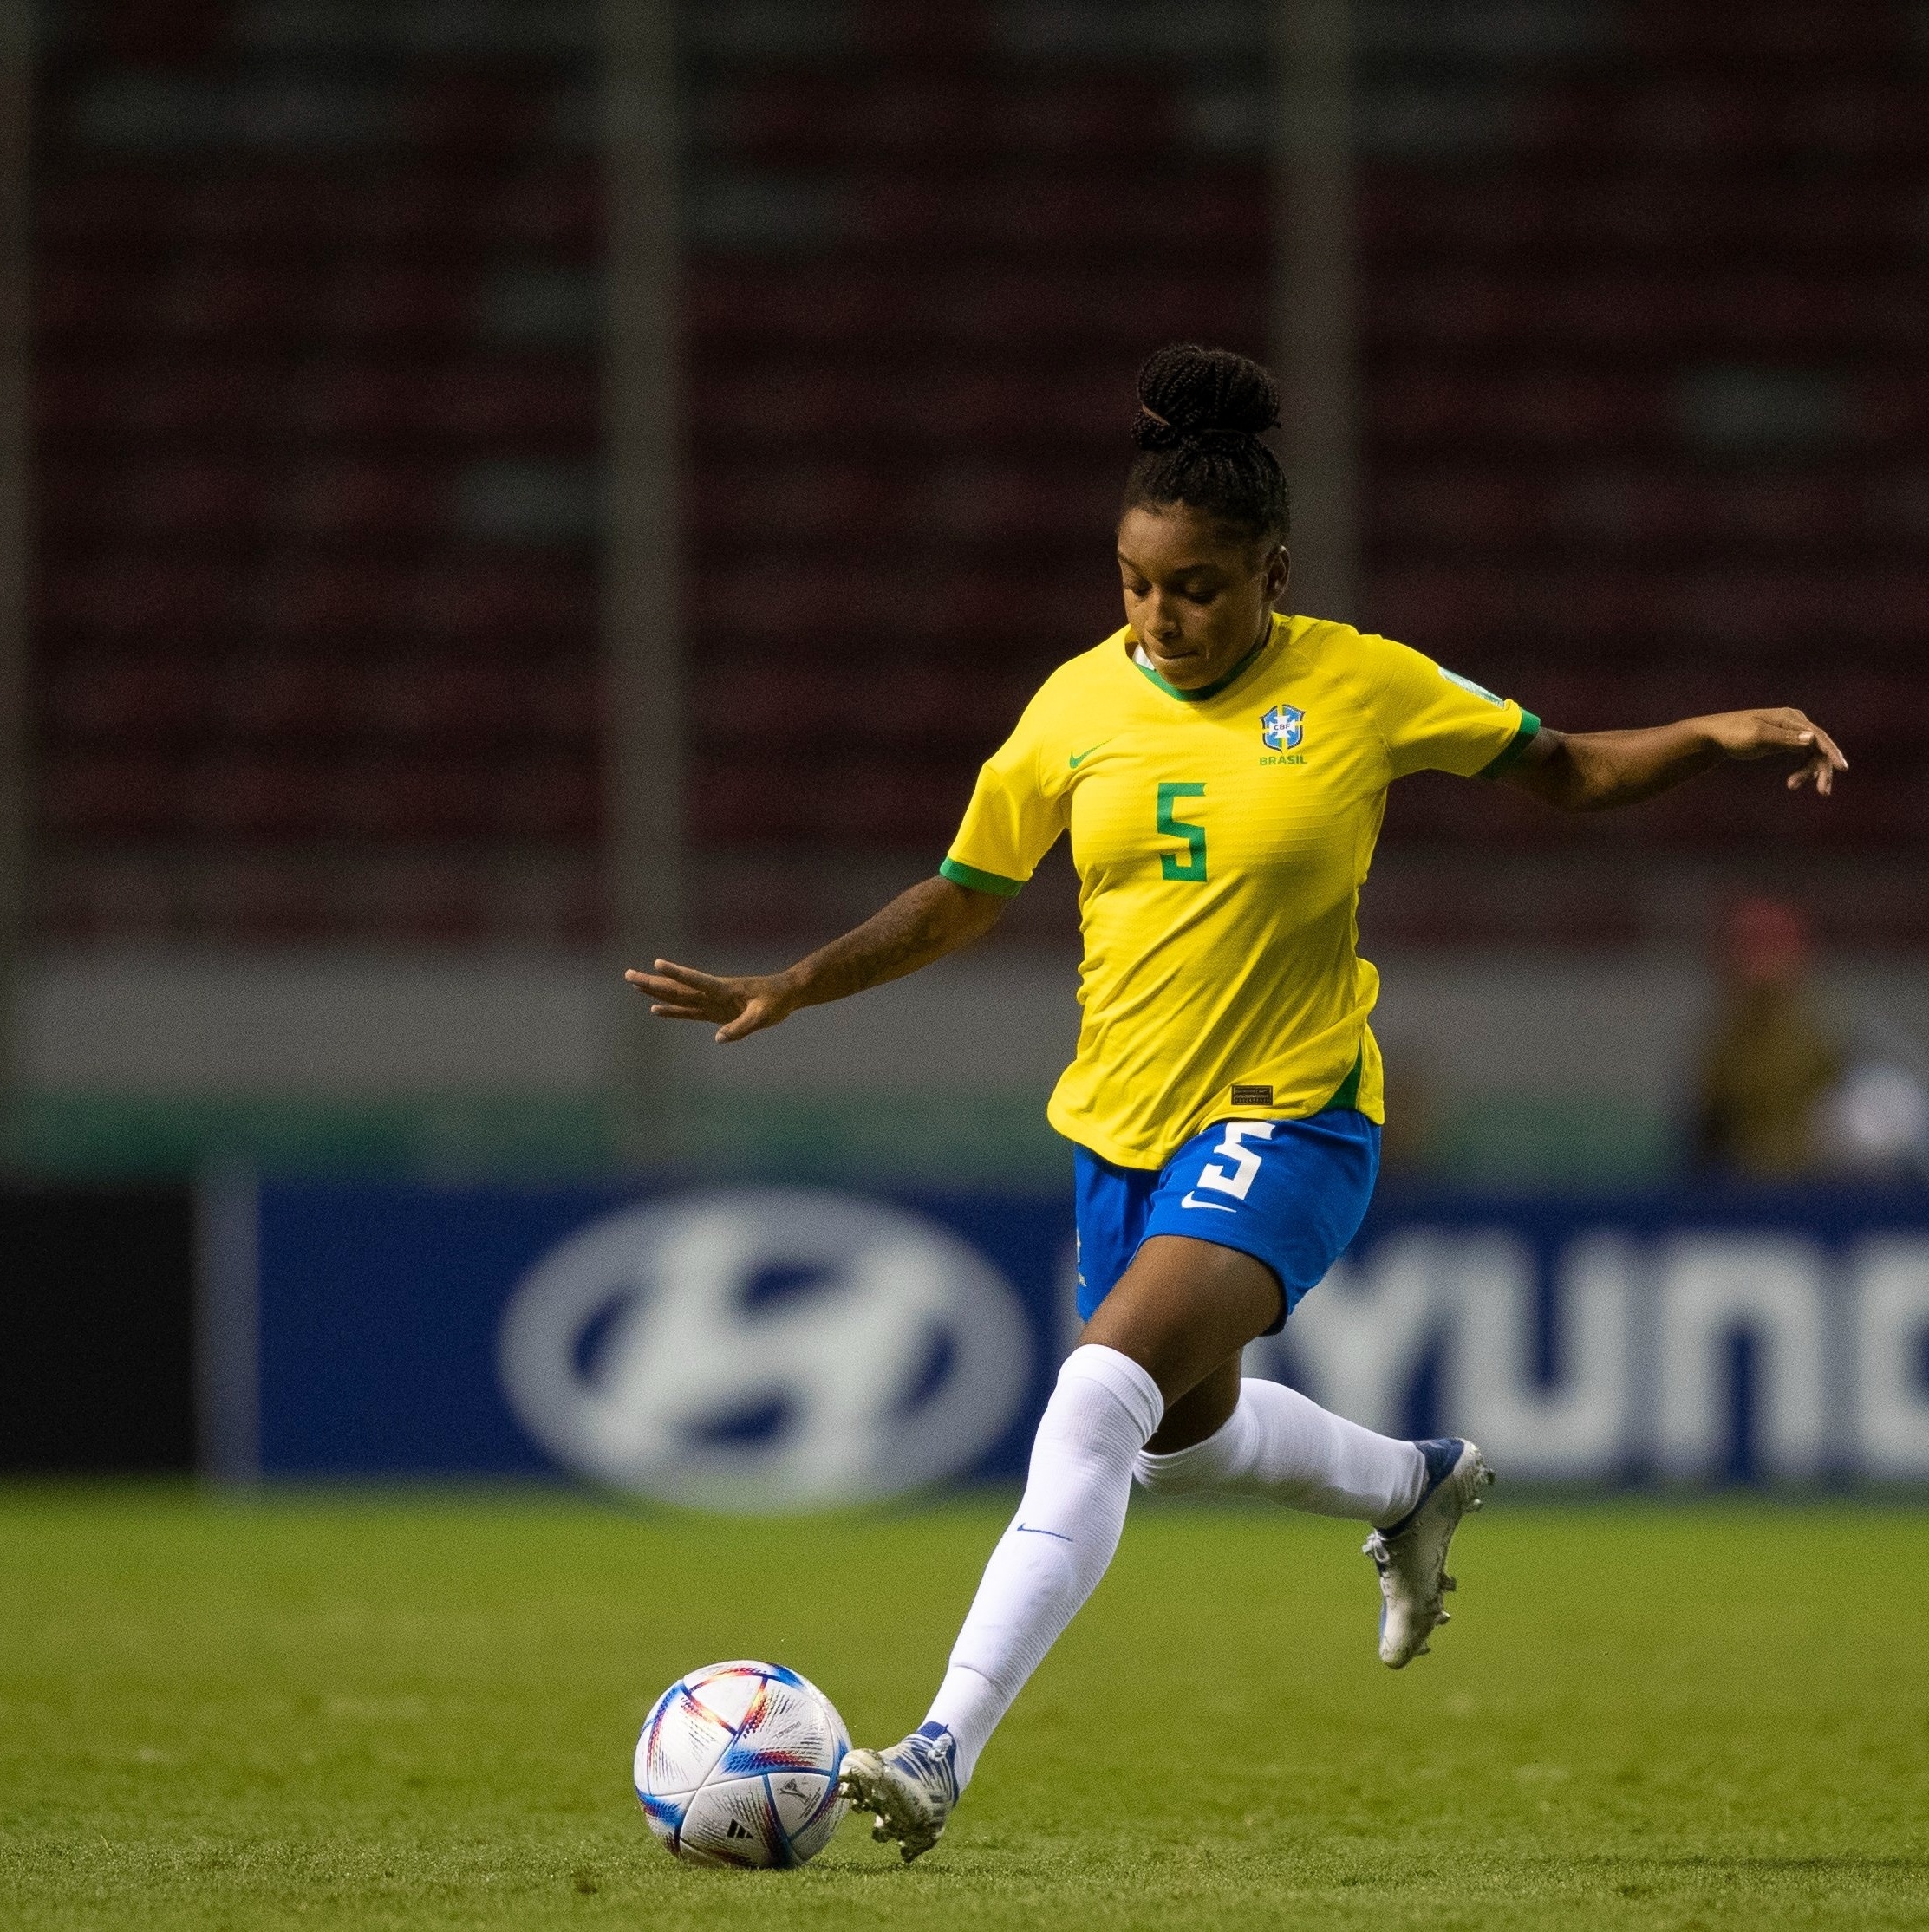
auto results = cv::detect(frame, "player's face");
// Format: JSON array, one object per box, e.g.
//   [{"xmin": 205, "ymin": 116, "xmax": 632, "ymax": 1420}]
[{"xmin": 1117, "ymin": 505, "xmax": 1289, "ymax": 691}]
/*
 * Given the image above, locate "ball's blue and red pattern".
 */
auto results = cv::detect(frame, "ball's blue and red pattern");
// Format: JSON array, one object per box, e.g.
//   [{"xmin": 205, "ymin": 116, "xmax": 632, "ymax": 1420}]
[{"xmin": 634, "ymin": 1660, "xmax": 850, "ymax": 1868}]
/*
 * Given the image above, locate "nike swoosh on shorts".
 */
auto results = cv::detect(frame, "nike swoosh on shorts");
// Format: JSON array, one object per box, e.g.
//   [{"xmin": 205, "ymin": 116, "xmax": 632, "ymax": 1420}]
[{"xmin": 1180, "ymin": 1191, "xmax": 1237, "ymax": 1213}]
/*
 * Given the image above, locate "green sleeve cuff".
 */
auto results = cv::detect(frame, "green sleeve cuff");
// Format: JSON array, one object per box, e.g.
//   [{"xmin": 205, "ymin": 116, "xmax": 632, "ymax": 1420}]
[
  {"xmin": 1477, "ymin": 711, "xmax": 1541, "ymax": 779},
  {"xmin": 940, "ymin": 857, "xmax": 1026, "ymax": 898}
]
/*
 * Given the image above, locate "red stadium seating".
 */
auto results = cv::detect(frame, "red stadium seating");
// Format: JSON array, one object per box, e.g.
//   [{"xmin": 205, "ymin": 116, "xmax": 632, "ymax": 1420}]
[
  {"xmin": 29, "ymin": 3, "xmax": 1929, "ymax": 945},
  {"xmin": 30, "ymin": 0, "xmax": 606, "ymax": 942},
  {"xmin": 42, "ymin": 651, "xmax": 212, "ymax": 739},
  {"xmin": 1357, "ymin": 0, "xmax": 1929, "ymax": 900}
]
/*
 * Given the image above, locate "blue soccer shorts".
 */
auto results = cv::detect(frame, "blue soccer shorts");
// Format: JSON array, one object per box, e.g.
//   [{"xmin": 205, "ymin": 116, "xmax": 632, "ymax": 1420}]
[{"xmin": 1072, "ymin": 1109, "xmax": 1381, "ymax": 1336}]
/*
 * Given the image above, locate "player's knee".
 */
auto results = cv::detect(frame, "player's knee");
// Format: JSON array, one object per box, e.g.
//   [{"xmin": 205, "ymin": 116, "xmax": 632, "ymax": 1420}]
[
  {"xmin": 1043, "ymin": 1343, "xmax": 1164, "ymax": 1449},
  {"xmin": 1131, "ymin": 1440, "xmax": 1222, "ymax": 1495}
]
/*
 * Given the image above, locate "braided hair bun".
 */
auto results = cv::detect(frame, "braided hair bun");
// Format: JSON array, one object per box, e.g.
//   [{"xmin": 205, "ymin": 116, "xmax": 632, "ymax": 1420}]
[
  {"xmin": 1132, "ymin": 342, "xmax": 1281, "ymax": 449},
  {"xmin": 1124, "ymin": 342, "xmax": 1290, "ymax": 544}
]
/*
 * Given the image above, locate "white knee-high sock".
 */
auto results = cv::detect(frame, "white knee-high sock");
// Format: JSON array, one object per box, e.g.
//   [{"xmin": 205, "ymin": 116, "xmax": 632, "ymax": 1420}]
[
  {"xmin": 1133, "ymin": 1377, "xmax": 1425, "ymax": 1525},
  {"xmin": 922, "ymin": 1343, "xmax": 1163, "ymax": 1790}
]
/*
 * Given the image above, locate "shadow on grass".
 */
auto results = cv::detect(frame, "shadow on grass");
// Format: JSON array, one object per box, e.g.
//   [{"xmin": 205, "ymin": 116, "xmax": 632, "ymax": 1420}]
[
  {"xmin": 1585, "ymin": 1855, "xmax": 1926, "ymax": 1871},
  {"xmin": 1566, "ymin": 1851, "xmax": 1928, "ymax": 1888}
]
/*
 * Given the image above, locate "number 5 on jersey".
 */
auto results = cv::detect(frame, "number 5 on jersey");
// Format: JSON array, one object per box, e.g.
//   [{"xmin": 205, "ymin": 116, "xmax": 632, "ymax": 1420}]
[{"xmin": 1157, "ymin": 782, "xmax": 1208, "ymax": 882}]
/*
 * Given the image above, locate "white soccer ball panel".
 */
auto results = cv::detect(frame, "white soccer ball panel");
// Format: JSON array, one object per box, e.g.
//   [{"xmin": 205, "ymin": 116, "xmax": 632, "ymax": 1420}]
[
  {"xmin": 635, "ymin": 1786, "xmax": 683, "ymax": 1851},
  {"xmin": 682, "ymin": 1661, "xmax": 767, "ymax": 1731},
  {"xmin": 677, "ymin": 1773, "xmax": 785, "ymax": 1868},
  {"xmin": 638, "ymin": 1682, "xmax": 733, "ymax": 1798},
  {"xmin": 766, "ymin": 1768, "xmax": 831, "ymax": 1837},
  {"xmin": 772, "ymin": 1770, "xmax": 847, "ymax": 1860},
  {"xmin": 787, "ymin": 1798, "xmax": 844, "ymax": 1865},
  {"xmin": 806, "ymin": 1678, "xmax": 852, "ymax": 1759},
  {"xmin": 720, "ymin": 1676, "xmax": 841, "ymax": 1778}
]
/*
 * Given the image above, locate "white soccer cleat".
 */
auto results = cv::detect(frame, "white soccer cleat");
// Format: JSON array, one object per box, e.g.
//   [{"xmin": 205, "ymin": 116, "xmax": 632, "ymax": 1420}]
[
  {"xmin": 837, "ymin": 1722, "xmax": 959, "ymax": 1864},
  {"xmin": 1363, "ymin": 1437, "xmax": 1494, "ymax": 1669}
]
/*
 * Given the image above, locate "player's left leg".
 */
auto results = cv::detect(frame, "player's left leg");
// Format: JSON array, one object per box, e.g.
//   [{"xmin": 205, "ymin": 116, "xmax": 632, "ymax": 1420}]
[
  {"xmin": 1122, "ymin": 1109, "xmax": 1493, "ymax": 1666},
  {"xmin": 1135, "ymin": 1369, "xmax": 1492, "ymax": 1666},
  {"xmin": 1139, "ymin": 1350, "xmax": 1429, "ymax": 1518}
]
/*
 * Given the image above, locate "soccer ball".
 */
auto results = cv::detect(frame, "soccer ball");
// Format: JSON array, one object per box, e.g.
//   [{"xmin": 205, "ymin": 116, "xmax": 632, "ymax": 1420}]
[{"xmin": 634, "ymin": 1660, "xmax": 850, "ymax": 1868}]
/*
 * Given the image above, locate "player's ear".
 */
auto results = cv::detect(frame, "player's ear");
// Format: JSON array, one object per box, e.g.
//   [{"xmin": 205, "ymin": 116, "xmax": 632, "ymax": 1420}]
[{"xmin": 1264, "ymin": 544, "xmax": 1290, "ymax": 604}]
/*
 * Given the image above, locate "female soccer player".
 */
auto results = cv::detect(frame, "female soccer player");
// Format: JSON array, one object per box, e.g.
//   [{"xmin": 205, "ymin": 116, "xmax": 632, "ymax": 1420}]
[{"xmin": 627, "ymin": 344, "xmax": 1846, "ymax": 1862}]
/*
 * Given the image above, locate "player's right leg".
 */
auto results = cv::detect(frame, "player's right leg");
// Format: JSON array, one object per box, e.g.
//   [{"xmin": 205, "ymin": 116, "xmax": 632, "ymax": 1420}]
[
  {"xmin": 840, "ymin": 1239, "xmax": 1277, "ymax": 1862},
  {"xmin": 838, "ymin": 1339, "xmax": 1172, "ymax": 1861}
]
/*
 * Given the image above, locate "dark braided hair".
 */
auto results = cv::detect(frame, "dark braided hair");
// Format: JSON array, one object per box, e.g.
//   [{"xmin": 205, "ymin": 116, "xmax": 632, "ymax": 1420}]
[{"xmin": 1122, "ymin": 343, "xmax": 1290, "ymax": 549}]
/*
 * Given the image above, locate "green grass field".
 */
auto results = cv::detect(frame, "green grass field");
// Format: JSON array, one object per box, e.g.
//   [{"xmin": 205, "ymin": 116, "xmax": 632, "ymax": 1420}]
[{"xmin": 4, "ymin": 1488, "xmax": 1926, "ymax": 1931}]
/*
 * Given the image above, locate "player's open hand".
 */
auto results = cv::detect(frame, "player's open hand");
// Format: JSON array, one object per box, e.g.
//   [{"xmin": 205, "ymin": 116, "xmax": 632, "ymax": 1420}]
[
  {"xmin": 624, "ymin": 959, "xmax": 800, "ymax": 1043},
  {"xmin": 1700, "ymin": 708, "xmax": 1848, "ymax": 795}
]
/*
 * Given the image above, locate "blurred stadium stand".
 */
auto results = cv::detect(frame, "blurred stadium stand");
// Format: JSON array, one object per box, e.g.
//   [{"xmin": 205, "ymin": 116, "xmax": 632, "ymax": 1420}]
[
  {"xmin": 1354, "ymin": 0, "xmax": 1929, "ymax": 947},
  {"xmin": 33, "ymin": 0, "xmax": 603, "ymax": 946},
  {"xmin": 29, "ymin": 0, "xmax": 1929, "ymax": 957},
  {"xmin": 679, "ymin": 2, "xmax": 1270, "ymax": 942},
  {"xmin": 12, "ymin": 0, "xmax": 1929, "ymax": 1181},
  {"xmin": 688, "ymin": 0, "xmax": 1929, "ymax": 946}
]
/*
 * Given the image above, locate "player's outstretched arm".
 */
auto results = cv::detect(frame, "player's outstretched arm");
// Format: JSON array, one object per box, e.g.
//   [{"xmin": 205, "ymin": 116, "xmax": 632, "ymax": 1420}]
[
  {"xmin": 624, "ymin": 875, "xmax": 1007, "ymax": 1044},
  {"xmin": 1502, "ymin": 707, "xmax": 1847, "ymax": 812}
]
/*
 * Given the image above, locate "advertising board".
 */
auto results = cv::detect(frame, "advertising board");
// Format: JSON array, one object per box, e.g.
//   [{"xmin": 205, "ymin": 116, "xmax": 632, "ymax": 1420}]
[{"xmin": 221, "ymin": 1180, "xmax": 1929, "ymax": 1502}]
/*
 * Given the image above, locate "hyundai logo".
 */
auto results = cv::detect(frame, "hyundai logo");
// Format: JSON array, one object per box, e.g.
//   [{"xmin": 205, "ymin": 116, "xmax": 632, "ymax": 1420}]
[{"xmin": 497, "ymin": 1189, "xmax": 1033, "ymax": 1510}]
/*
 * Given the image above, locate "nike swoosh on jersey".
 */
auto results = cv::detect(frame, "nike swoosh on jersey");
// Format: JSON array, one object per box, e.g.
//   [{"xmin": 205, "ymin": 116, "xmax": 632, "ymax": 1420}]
[
  {"xmin": 1068, "ymin": 738, "xmax": 1113, "ymax": 769},
  {"xmin": 1180, "ymin": 1191, "xmax": 1237, "ymax": 1212}
]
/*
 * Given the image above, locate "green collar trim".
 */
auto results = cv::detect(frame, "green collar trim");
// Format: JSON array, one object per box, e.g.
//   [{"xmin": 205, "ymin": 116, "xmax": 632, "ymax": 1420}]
[{"xmin": 1131, "ymin": 621, "xmax": 1278, "ymax": 705}]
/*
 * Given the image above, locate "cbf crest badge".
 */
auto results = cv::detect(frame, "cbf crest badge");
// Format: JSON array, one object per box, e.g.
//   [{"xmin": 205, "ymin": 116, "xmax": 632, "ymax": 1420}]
[{"xmin": 1261, "ymin": 704, "xmax": 1305, "ymax": 751}]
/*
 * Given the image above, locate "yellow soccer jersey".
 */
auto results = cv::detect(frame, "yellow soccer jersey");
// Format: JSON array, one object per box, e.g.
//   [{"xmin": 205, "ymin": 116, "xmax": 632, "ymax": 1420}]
[{"xmin": 940, "ymin": 612, "xmax": 1537, "ymax": 1169}]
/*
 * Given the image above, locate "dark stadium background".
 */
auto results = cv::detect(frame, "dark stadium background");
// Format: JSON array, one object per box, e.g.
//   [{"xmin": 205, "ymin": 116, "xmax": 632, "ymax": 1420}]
[{"xmin": 3, "ymin": 0, "xmax": 1926, "ymax": 1480}]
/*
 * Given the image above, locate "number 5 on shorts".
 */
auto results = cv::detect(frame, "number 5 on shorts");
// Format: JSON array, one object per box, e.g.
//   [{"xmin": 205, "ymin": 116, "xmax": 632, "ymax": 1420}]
[{"xmin": 1195, "ymin": 1120, "xmax": 1276, "ymax": 1200}]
